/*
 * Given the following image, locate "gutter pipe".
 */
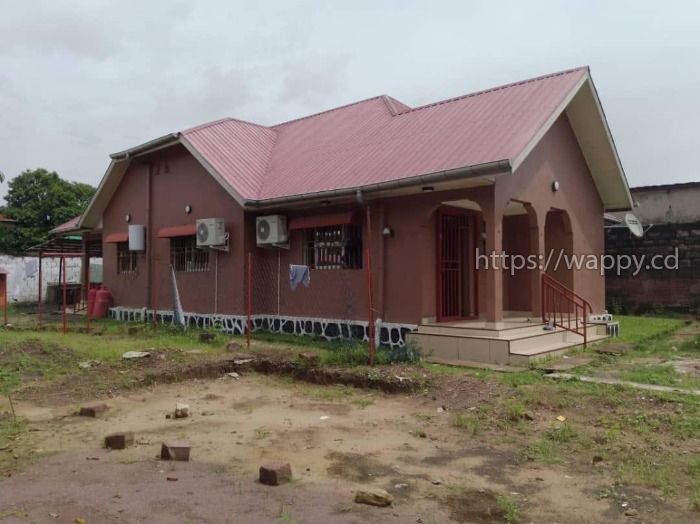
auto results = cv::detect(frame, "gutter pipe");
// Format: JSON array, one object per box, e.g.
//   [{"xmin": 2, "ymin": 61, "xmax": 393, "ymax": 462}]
[{"xmin": 244, "ymin": 159, "xmax": 511, "ymax": 209}]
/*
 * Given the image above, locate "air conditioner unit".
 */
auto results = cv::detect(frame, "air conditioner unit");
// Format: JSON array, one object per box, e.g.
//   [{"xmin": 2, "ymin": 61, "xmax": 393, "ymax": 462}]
[
  {"xmin": 256, "ymin": 215, "xmax": 288, "ymax": 245},
  {"xmin": 196, "ymin": 218, "xmax": 226, "ymax": 247}
]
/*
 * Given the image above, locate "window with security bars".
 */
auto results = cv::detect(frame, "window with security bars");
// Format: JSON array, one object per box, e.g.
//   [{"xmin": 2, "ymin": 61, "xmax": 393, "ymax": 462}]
[
  {"xmin": 117, "ymin": 242, "xmax": 138, "ymax": 274},
  {"xmin": 303, "ymin": 224, "xmax": 363, "ymax": 270},
  {"xmin": 170, "ymin": 235, "xmax": 209, "ymax": 272}
]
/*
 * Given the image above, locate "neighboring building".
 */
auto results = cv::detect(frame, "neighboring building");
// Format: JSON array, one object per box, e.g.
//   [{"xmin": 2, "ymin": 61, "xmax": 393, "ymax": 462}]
[
  {"xmin": 77, "ymin": 67, "xmax": 632, "ymax": 363},
  {"xmin": 606, "ymin": 182, "xmax": 700, "ymax": 311},
  {"xmin": 0, "ymin": 214, "xmax": 17, "ymax": 229}
]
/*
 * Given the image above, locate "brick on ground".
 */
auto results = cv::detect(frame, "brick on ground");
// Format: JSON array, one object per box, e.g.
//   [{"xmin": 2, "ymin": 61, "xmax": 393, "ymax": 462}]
[
  {"xmin": 259, "ymin": 462, "xmax": 292, "ymax": 486},
  {"xmin": 105, "ymin": 432, "xmax": 134, "ymax": 450}
]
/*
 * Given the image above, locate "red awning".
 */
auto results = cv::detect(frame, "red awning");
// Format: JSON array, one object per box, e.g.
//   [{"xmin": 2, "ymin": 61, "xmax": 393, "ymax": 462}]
[
  {"xmin": 288, "ymin": 211, "xmax": 358, "ymax": 231},
  {"xmin": 104, "ymin": 232, "xmax": 128, "ymax": 243},
  {"xmin": 157, "ymin": 224, "xmax": 197, "ymax": 238}
]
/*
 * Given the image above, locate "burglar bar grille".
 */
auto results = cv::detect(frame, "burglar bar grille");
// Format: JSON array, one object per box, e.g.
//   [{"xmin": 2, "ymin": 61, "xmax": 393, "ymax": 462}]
[
  {"xmin": 304, "ymin": 225, "xmax": 362, "ymax": 270},
  {"xmin": 117, "ymin": 242, "xmax": 138, "ymax": 274},
  {"xmin": 170, "ymin": 235, "xmax": 209, "ymax": 272}
]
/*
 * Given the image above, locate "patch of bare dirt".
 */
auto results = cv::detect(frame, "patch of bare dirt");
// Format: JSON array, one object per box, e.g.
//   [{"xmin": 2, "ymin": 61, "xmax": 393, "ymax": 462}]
[
  {"xmin": 326, "ymin": 451, "xmax": 394, "ymax": 482},
  {"xmin": 443, "ymin": 488, "xmax": 507, "ymax": 523}
]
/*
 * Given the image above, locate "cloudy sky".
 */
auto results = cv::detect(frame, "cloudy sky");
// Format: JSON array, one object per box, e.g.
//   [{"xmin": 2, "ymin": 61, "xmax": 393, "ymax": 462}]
[{"xmin": 1, "ymin": 0, "xmax": 698, "ymax": 200}]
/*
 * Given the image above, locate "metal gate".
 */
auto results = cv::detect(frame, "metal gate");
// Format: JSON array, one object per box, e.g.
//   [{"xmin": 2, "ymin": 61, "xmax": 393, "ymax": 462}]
[{"xmin": 437, "ymin": 208, "xmax": 477, "ymax": 321}]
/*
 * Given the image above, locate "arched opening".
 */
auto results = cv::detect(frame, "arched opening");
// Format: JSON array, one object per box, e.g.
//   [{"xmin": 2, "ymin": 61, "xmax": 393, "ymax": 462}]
[{"xmin": 544, "ymin": 209, "xmax": 574, "ymax": 290}]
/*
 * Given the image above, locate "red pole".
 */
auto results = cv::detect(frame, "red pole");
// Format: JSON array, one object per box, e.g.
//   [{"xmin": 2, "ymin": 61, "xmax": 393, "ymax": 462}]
[
  {"xmin": 246, "ymin": 252, "xmax": 252, "ymax": 349},
  {"xmin": 3, "ymin": 275, "xmax": 7, "ymax": 327},
  {"xmin": 38, "ymin": 253, "xmax": 43, "ymax": 329},
  {"xmin": 62, "ymin": 256, "xmax": 67, "ymax": 334},
  {"xmin": 153, "ymin": 257, "xmax": 159, "ymax": 331},
  {"xmin": 85, "ymin": 257, "xmax": 91, "ymax": 333},
  {"xmin": 365, "ymin": 206, "xmax": 375, "ymax": 366}
]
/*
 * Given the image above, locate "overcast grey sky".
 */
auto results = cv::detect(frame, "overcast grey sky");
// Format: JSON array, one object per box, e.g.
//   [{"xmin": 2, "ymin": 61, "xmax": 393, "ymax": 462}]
[{"xmin": 0, "ymin": 0, "xmax": 698, "ymax": 201}]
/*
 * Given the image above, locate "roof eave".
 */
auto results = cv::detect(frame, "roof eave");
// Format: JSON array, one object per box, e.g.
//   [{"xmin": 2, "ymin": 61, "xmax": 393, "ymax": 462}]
[{"xmin": 244, "ymin": 160, "xmax": 512, "ymax": 209}]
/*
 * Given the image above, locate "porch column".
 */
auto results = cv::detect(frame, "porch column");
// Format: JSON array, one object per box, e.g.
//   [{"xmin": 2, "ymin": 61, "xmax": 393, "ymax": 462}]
[
  {"xmin": 526, "ymin": 205, "xmax": 545, "ymax": 318},
  {"xmin": 482, "ymin": 203, "xmax": 504, "ymax": 323}
]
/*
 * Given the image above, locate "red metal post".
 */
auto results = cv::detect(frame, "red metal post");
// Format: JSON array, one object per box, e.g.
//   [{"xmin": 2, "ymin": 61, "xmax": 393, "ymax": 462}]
[
  {"xmin": 246, "ymin": 252, "xmax": 252, "ymax": 349},
  {"xmin": 153, "ymin": 257, "xmax": 159, "ymax": 331},
  {"xmin": 85, "ymin": 257, "xmax": 91, "ymax": 333},
  {"xmin": 62, "ymin": 256, "xmax": 67, "ymax": 334},
  {"xmin": 37, "ymin": 253, "xmax": 43, "ymax": 329},
  {"xmin": 365, "ymin": 205, "xmax": 375, "ymax": 366},
  {"xmin": 2, "ymin": 275, "xmax": 7, "ymax": 327},
  {"xmin": 366, "ymin": 246, "xmax": 375, "ymax": 366}
]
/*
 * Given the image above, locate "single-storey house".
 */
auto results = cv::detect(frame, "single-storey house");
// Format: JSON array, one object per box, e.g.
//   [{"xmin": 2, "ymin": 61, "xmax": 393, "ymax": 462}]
[{"xmin": 78, "ymin": 66, "xmax": 632, "ymax": 364}]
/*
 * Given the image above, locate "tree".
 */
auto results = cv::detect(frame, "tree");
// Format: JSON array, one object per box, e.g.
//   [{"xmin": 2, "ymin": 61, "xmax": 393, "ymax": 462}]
[{"xmin": 0, "ymin": 169, "xmax": 96, "ymax": 252}]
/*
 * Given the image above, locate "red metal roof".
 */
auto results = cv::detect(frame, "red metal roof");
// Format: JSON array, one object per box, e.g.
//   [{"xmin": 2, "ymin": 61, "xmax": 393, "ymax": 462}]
[
  {"xmin": 50, "ymin": 215, "xmax": 82, "ymax": 235},
  {"xmin": 176, "ymin": 67, "xmax": 588, "ymax": 202}
]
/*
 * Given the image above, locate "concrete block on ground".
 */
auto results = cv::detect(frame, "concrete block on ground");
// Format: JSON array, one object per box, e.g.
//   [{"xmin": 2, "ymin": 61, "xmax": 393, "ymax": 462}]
[
  {"xmin": 259, "ymin": 462, "xmax": 292, "ymax": 486},
  {"xmin": 78, "ymin": 403, "xmax": 110, "ymax": 417},
  {"xmin": 174, "ymin": 402, "xmax": 190, "ymax": 419},
  {"xmin": 105, "ymin": 432, "xmax": 134, "ymax": 450},
  {"xmin": 354, "ymin": 487, "xmax": 394, "ymax": 507},
  {"xmin": 161, "ymin": 441, "xmax": 191, "ymax": 461}
]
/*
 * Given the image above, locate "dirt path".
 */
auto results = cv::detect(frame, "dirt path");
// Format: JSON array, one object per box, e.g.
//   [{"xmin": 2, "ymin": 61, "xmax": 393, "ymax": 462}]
[{"xmin": 0, "ymin": 375, "xmax": 669, "ymax": 523}]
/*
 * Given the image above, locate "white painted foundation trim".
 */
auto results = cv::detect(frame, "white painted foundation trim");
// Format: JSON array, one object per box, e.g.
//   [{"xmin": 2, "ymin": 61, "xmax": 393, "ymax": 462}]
[{"xmin": 109, "ymin": 307, "xmax": 417, "ymax": 348}]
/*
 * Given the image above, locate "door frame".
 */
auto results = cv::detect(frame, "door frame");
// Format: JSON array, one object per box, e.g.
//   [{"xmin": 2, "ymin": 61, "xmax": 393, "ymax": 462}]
[{"xmin": 435, "ymin": 206, "xmax": 479, "ymax": 322}]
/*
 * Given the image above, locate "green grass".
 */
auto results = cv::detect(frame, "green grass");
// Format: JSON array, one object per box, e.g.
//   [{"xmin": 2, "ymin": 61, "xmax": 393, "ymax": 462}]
[
  {"xmin": 620, "ymin": 364, "xmax": 700, "ymax": 389},
  {"xmin": 450, "ymin": 413, "xmax": 483, "ymax": 435},
  {"xmin": 1, "ymin": 321, "xmax": 232, "ymax": 362},
  {"xmin": 613, "ymin": 315, "xmax": 686, "ymax": 345},
  {"xmin": 496, "ymin": 495, "xmax": 520, "ymax": 524}
]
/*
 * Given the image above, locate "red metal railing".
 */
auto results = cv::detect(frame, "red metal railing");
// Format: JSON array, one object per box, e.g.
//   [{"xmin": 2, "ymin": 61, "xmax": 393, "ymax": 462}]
[{"xmin": 541, "ymin": 273, "xmax": 591, "ymax": 347}]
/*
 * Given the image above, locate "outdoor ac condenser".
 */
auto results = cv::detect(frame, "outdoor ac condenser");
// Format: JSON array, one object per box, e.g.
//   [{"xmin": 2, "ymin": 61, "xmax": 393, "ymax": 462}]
[
  {"xmin": 196, "ymin": 218, "xmax": 226, "ymax": 247},
  {"xmin": 256, "ymin": 215, "xmax": 288, "ymax": 245}
]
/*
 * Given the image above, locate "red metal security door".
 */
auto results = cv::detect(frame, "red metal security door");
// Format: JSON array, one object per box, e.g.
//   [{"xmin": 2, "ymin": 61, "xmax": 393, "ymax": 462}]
[{"xmin": 437, "ymin": 208, "xmax": 476, "ymax": 321}]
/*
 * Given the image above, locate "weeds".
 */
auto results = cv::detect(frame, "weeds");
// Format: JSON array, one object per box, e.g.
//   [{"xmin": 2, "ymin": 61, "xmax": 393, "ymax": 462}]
[
  {"xmin": 496, "ymin": 495, "xmax": 520, "ymax": 523},
  {"xmin": 450, "ymin": 413, "xmax": 482, "ymax": 435}
]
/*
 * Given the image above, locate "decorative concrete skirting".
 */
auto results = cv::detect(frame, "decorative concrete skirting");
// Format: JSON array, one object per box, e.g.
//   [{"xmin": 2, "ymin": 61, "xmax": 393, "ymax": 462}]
[{"xmin": 109, "ymin": 307, "xmax": 416, "ymax": 348}]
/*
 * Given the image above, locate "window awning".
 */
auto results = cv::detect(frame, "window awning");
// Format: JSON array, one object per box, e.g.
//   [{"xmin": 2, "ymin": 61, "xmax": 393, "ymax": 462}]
[
  {"xmin": 157, "ymin": 224, "xmax": 197, "ymax": 238},
  {"xmin": 288, "ymin": 211, "xmax": 359, "ymax": 231},
  {"xmin": 104, "ymin": 232, "xmax": 128, "ymax": 243}
]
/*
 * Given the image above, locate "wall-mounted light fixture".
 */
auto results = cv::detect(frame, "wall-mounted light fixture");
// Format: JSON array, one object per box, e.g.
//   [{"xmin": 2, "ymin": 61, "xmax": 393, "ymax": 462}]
[
  {"xmin": 382, "ymin": 226, "xmax": 394, "ymax": 237},
  {"xmin": 185, "ymin": 205, "xmax": 192, "ymax": 214},
  {"xmin": 125, "ymin": 213, "xmax": 131, "ymax": 223},
  {"xmin": 551, "ymin": 180, "xmax": 560, "ymax": 192}
]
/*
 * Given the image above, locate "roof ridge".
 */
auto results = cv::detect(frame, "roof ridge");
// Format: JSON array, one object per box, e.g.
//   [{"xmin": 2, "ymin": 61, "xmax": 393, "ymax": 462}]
[
  {"xmin": 396, "ymin": 66, "xmax": 590, "ymax": 115},
  {"xmin": 271, "ymin": 95, "xmax": 390, "ymax": 128},
  {"xmin": 183, "ymin": 116, "xmax": 272, "ymax": 134}
]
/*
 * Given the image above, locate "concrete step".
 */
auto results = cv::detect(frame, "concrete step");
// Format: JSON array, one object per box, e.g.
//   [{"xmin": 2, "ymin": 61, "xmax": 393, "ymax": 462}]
[{"xmin": 414, "ymin": 323, "xmax": 549, "ymax": 339}]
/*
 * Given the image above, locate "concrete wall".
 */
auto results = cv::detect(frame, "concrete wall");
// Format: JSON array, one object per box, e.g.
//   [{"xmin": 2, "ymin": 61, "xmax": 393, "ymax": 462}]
[
  {"xmin": 606, "ymin": 221, "xmax": 700, "ymax": 309},
  {"xmin": 629, "ymin": 184, "xmax": 700, "ymax": 225},
  {"xmin": 0, "ymin": 255, "xmax": 94, "ymax": 303},
  {"xmin": 507, "ymin": 113, "xmax": 606, "ymax": 312}
]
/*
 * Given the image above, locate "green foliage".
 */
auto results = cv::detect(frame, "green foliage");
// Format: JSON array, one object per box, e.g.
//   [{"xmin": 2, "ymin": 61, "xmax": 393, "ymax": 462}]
[
  {"xmin": 496, "ymin": 495, "xmax": 520, "ymax": 524},
  {"xmin": 0, "ymin": 168, "xmax": 95, "ymax": 252}
]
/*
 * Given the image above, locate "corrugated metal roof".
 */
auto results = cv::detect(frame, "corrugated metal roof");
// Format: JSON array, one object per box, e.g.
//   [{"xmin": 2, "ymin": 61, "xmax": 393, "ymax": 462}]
[
  {"xmin": 49, "ymin": 215, "xmax": 82, "ymax": 235},
  {"xmin": 181, "ymin": 118, "xmax": 277, "ymax": 201},
  {"xmin": 176, "ymin": 67, "xmax": 588, "ymax": 201}
]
